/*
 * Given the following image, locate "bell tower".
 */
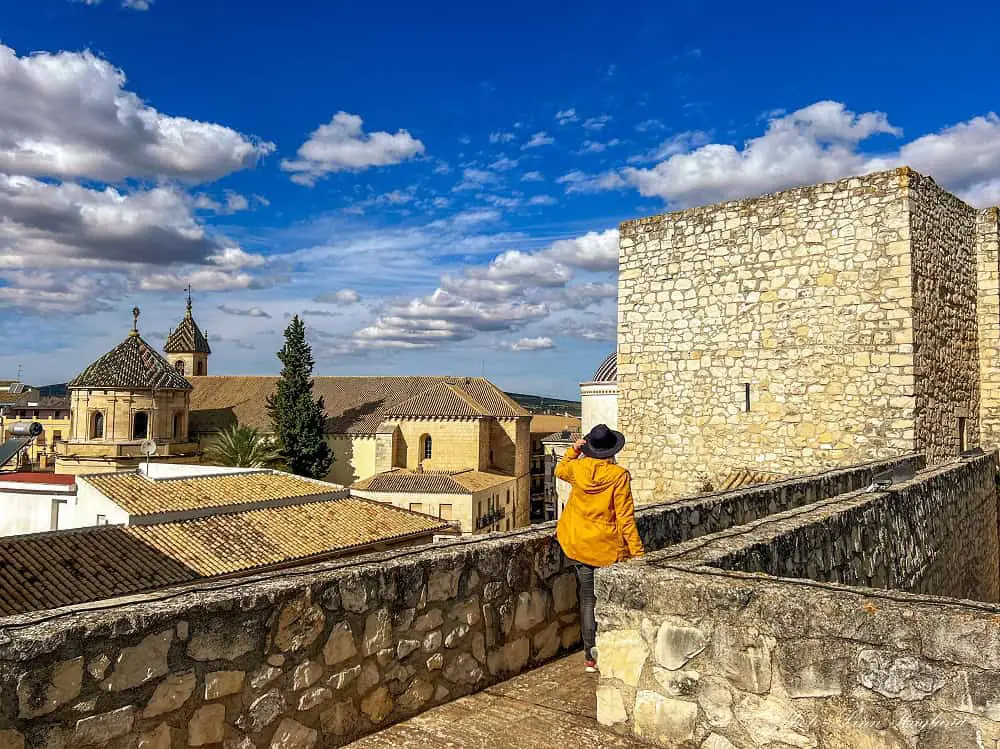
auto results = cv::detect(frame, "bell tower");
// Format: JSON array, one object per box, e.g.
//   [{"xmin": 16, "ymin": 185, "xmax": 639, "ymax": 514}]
[{"xmin": 164, "ymin": 286, "xmax": 211, "ymax": 377}]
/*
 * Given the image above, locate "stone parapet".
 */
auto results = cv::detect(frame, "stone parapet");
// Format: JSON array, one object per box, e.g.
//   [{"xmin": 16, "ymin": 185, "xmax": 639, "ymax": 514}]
[{"xmin": 595, "ymin": 451, "xmax": 1000, "ymax": 747}]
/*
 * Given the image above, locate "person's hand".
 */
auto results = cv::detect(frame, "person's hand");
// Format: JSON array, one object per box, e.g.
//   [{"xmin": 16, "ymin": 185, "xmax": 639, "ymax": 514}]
[{"xmin": 573, "ymin": 438, "xmax": 587, "ymax": 452}]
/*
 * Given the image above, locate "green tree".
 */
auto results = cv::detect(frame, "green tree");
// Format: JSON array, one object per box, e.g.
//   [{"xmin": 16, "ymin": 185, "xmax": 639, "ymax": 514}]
[
  {"xmin": 204, "ymin": 423, "xmax": 281, "ymax": 468},
  {"xmin": 266, "ymin": 315, "xmax": 334, "ymax": 478}
]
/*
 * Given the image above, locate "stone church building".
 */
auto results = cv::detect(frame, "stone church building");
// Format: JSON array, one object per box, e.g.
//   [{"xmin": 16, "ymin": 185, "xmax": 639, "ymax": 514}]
[{"xmin": 618, "ymin": 167, "xmax": 1000, "ymax": 498}]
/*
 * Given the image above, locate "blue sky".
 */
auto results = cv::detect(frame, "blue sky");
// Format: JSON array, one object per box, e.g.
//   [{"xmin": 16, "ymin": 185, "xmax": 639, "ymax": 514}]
[{"xmin": 2, "ymin": 0, "xmax": 1000, "ymax": 398}]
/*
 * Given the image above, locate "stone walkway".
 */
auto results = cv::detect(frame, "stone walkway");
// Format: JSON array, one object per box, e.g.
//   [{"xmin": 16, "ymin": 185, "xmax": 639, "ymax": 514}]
[{"xmin": 345, "ymin": 653, "xmax": 648, "ymax": 748}]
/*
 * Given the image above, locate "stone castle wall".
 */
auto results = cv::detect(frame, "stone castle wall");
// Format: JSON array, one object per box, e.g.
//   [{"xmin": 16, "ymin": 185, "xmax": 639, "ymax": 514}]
[
  {"xmin": 976, "ymin": 207, "xmax": 1000, "ymax": 447},
  {"xmin": 618, "ymin": 168, "xmax": 990, "ymax": 499},
  {"xmin": 0, "ymin": 455, "xmax": 919, "ymax": 748},
  {"xmin": 595, "ymin": 453, "xmax": 1000, "ymax": 747},
  {"xmin": 907, "ymin": 171, "xmax": 980, "ymax": 462}
]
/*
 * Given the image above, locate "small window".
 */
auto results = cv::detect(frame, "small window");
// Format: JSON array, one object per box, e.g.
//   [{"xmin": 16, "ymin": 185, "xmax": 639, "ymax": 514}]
[
  {"xmin": 132, "ymin": 411, "xmax": 149, "ymax": 440},
  {"xmin": 173, "ymin": 412, "xmax": 184, "ymax": 439},
  {"xmin": 506, "ymin": 489, "xmax": 510, "ymax": 504},
  {"xmin": 196, "ymin": 361, "xmax": 206, "ymax": 376},
  {"xmin": 422, "ymin": 434, "xmax": 433, "ymax": 460},
  {"xmin": 439, "ymin": 503, "xmax": 453, "ymax": 521},
  {"xmin": 959, "ymin": 417, "xmax": 968, "ymax": 453},
  {"xmin": 409, "ymin": 502, "xmax": 424, "ymax": 514},
  {"xmin": 96, "ymin": 514, "xmax": 107, "ymax": 525},
  {"xmin": 744, "ymin": 383, "xmax": 751, "ymax": 412},
  {"xmin": 90, "ymin": 411, "xmax": 104, "ymax": 439},
  {"xmin": 174, "ymin": 360, "xmax": 185, "ymax": 375}
]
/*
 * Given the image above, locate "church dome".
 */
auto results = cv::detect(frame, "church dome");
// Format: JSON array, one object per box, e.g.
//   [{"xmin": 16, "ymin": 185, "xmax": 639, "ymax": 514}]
[
  {"xmin": 592, "ymin": 352, "xmax": 617, "ymax": 383},
  {"xmin": 69, "ymin": 308, "xmax": 193, "ymax": 391}
]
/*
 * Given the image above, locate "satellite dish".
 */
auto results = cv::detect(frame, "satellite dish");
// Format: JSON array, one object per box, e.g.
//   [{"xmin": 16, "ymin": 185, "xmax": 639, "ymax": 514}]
[{"xmin": 140, "ymin": 439, "xmax": 157, "ymax": 456}]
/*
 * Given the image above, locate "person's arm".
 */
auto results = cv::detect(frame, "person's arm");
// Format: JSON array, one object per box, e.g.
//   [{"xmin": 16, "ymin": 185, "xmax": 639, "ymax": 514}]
[
  {"xmin": 554, "ymin": 439, "xmax": 586, "ymax": 483},
  {"xmin": 614, "ymin": 471, "xmax": 645, "ymax": 557}
]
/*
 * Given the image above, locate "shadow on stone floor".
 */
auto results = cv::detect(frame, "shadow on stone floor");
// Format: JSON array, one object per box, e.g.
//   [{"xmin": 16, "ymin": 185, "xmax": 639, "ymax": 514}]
[{"xmin": 344, "ymin": 653, "xmax": 648, "ymax": 748}]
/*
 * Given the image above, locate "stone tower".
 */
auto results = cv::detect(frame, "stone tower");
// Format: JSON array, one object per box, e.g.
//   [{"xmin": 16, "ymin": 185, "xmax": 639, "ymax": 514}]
[
  {"xmin": 164, "ymin": 287, "xmax": 211, "ymax": 377},
  {"xmin": 618, "ymin": 167, "xmax": 996, "ymax": 499},
  {"xmin": 54, "ymin": 308, "xmax": 201, "ymax": 475}
]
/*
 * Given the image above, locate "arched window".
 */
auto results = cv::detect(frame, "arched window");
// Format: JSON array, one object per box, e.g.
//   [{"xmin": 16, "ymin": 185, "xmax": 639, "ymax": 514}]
[
  {"xmin": 422, "ymin": 434, "xmax": 433, "ymax": 460},
  {"xmin": 132, "ymin": 412, "xmax": 149, "ymax": 440},
  {"xmin": 90, "ymin": 412, "xmax": 104, "ymax": 439},
  {"xmin": 174, "ymin": 359, "xmax": 185, "ymax": 375},
  {"xmin": 195, "ymin": 360, "xmax": 206, "ymax": 376},
  {"xmin": 173, "ymin": 412, "xmax": 184, "ymax": 439}
]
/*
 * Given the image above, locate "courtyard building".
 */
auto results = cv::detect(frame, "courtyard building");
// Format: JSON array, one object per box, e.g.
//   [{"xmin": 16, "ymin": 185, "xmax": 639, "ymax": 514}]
[{"xmin": 0, "ymin": 383, "xmax": 70, "ymax": 470}]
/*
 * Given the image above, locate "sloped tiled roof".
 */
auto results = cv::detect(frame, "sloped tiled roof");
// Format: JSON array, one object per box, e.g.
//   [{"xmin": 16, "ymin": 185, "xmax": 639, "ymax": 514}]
[
  {"xmin": 188, "ymin": 376, "xmax": 529, "ymax": 436},
  {"xmin": 81, "ymin": 470, "xmax": 340, "ymax": 517},
  {"xmin": 353, "ymin": 468, "xmax": 515, "ymax": 494},
  {"xmin": 386, "ymin": 382, "xmax": 490, "ymax": 418},
  {"xmin": 164, "ymin": 306, "xmax": 211, "ymax": 354},
  {"xmin": 69, "ymin": 333, "xmax": 192, "ymax": 391},
  {"xmin": 126, "ymin": 498, "xmax": 450, "ymax": 576},
  {"xmin": 541, "ymin": 431, "xmax": 582, "ymax": 444},
  {"xmin": 530, "ymin": 415, "xmax": 581, "ymax": 436},
  {"xmin": 0, "ymin": 498, "xmax": 450, "ymax": 616}
]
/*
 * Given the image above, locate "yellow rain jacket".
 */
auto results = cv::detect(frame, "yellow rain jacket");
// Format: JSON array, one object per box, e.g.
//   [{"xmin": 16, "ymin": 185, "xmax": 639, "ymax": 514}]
[{"xmin": 555, "ymin": 447, "xmax": 645, "ymax": 567}]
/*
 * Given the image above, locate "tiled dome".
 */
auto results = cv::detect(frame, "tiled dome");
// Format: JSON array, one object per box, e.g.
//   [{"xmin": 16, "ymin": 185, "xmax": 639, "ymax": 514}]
[{"xmin": 592, "ymin": 352, "xmax": 617, "ymax": 383}]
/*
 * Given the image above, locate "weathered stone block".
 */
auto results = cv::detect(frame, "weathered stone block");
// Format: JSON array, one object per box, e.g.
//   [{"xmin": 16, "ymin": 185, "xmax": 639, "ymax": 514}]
[
  {"xmin": 596, "ymin": 630, "xmax": 649, "ymax": 687},
  {"xmin": 653, "ymin": 620, "xmax": 707, "ymax": 670},
  {"xmin": 189, "ymin": 704, "xmax": 227, "ymax": 746},
  {"xmin": 75, "ymin": 705, "xmax": 135, "ymax": 745},
  {"xmin": 363, "ymin": 608, "xmax": 393, "ymax": 656},
  {"xmin": 552, "ymin": 573, "xmax": 578, "ymax": 614},
  {"xmin": 270, "ymin": 718, "xmax": 318, "ymax": 749},
  {"xmin": 320, "ymin": 699, "xmax": 358, "ymax": 737},
  {"xmin": 323, "ymin": 622, "xmax": 357, "ymax": 666},
  {"xmin": 414, "ymin": 608, "xmax": 444, "ymax": 632},
  {"xmin": 292, "ymin": 660, "xmax": 323, "ymax": 690},
  {"xmin": 486, "ymin": 637, "xmax": 530, "ymax": 676},
  {"xmin": 250, "ymin": 665, "xmax": 283, "ymax": 690},
  {"xmin": 428, "ymin": 566, "xmax": 461, "ymax": 601},
  {"xmin": 596, "ymin": 685, "xmax": 627, "ymax": 726},
  {"xmin": 239, "ymin": 689, "xmax": 287, "ymax": 734},
  {"xmin": 427, "ymin": 653, "xmax": 444, "ymax": 671},
  {"xmin": 398, "ymin": 678, "xmax": 434, "ymax": 711},
  {"xmin": 0, "ymin": 731, "xmax": 24, "ymax": 749},
  {"xmin": 444, "ymin": 652, "xmax": 484, "ymax": 685},
  {"xmin": 776, "ymin": 640, "xmax": 846, "ymax": 698},
  {"xmin": 397, "ymin": 639, "xmax": 421, "ymax": 659},
  {"xmin": 297, "ymin": 687, "xmax": 332, "ymax": 712},
  {"xmin": 445, "ymin": 623, "xmax": 469, "ymax": 648},
  {"xmin": 275, "ymin": 594, "xmax": 326, "ymax": 653},
  {"xmin": 137, "ymin": 723, "xmax": 171, "ymax": 749},
  {"xmin": 514, "ymin": 589, "xmax": 549, "ymax": 631},
  {"xmin": 206, "ymin": 670, "xmax": 245, "ymax": 700},
  {"xmin": 857, "ymin": 650, "xmax": 945, "ymax": 700},
  {"xmin": 143, "ymin": 670, "xmax": 196, "ymax": 718},
  {"xmin": 633, "ymin": 691, "xmax": 697, "ymax": 743},
  {"xmin": 450, "ymin": 596, "xmax": 482, "ymax": 626},
  {"xmin": 328, "ymin": 664, "xmax": 361, "ymax": 691},
  {"xmin": 102, "ymin": 630, "xmax": 173, "ymax": 692},
  {"xmin": 360, "ymin": 686, "xmax": 393, "ymax": 723},
  {"xmin": 356, "ymin": 661, "xmax": 380, "ymax": 695},
  {"xmin": 533, "ymin": 621, "xmax": 560, "ymax": 661},
  {"xmin": 652, "ymin": 667, "xmax": 699, "ymax": 697},
  {"xmin": 188, "ymin": 617, "xmax": 261, "ymax": 662},
  {"xmin": 17, "ymin": 656, "xmax": 83, "ymax": 719}
]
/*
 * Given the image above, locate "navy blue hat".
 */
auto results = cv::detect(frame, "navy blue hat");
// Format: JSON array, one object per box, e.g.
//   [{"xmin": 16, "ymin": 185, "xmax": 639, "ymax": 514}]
[{"xmin": 581, "ymin": 424, "xmax": 625, "ymax": 459}]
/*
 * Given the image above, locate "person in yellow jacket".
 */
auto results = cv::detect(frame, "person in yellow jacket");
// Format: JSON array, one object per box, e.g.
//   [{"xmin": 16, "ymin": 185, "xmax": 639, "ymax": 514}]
[{"xmin": 555, "ymin": 423, "xmax": 644, "ymax": 673}]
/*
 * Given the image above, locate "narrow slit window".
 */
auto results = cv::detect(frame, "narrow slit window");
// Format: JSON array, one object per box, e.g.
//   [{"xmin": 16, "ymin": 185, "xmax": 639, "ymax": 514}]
[
  {"xmin": 744, "ymin": 383, "xmax": 752, "ymax": 412},
  {"xmin": 959, "ymin": 417, "xmax": 968, "ymax": 453}
]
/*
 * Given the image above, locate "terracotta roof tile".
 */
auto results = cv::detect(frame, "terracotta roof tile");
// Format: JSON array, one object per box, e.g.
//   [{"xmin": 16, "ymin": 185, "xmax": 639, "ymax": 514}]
[
  {"xmin": 81, "ymin": 470, "xmax": 339, "ymax": 516},
  {"xmin": 386, "ymin": 382, "xmax": 490, "ymax": 418},
  {"xmin": 530, "ymin": 415, "xmax": 581, "ymax": 436},
  {"xmin": 0, "ymin": 498, "xmax": 449, "ymax": 615},
  {"xmin": 353, "ymin": 468, "xmax": 514, "ymax": 494},
  {"xmin": 69, "ymin": 333, "xmax": 192, "ymax": 391},
  {"xmin": 188, "ymin": 376, "xmax": 528, "ymax": 436},
  {"xmin": 164, "ymin": 308, "xmax": 211, "ymax": 354}
]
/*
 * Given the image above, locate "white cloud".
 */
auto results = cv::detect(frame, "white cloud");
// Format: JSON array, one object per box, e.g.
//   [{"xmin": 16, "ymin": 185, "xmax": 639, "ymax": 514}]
[
  {"xmin": 577, "ymin": 139, "xmax": 622, "ymax": 154},
  {"xmin": 635, "ymin": 119, "xmax": 664, "ymax": 133},
  {"xmin": 79, "ymin": 0, "xmax": 153, "ymax": 9},
  {"xmin": 527, "ymin": 195, "xmax": 557, "ymax": 206},
  {"xmin": 521, "ymin": 171, "xmax": 544, "ymax": 182},
  {"xmin": 556, "ymin": 108, "xmax": 578, "ymax": 125},
  {"xmin": 628, "ymin": 131, "xmax": 710, "ymax": 164},
  {"xmin": 217, "ymin": 304, "xmax": 271, "ymax": 318},
  {"xmin": 620, "ymin": 101, "xmax": 901, "ymax": 206},
  {"xmin": 0, "ymin": 44, "xmax": 272, "ymax": 183},
  {"xmin": 556, "ymin": 169, "xmax": 627, "ymax": 194},
  {"xmin": 489, "ymin": 156, "xmax": 519, "ymax": 171},
  {"xmin": 314, "ymin": 288, "xmax": 361, "ymax": 305},
  {"xmin": 281, "ymin": 112, "xmax": 425, "ymax": 186},
  {"xmin": 489, "ymin": 131, "xmax": 516, "ymax": 144},
  {"xmin": 546, "ymin": 229, "xmax": 620, "ymax": 272},
  {"xmin": 453, "ymin": 168, "xmax": 499, "ymax": 191},
  {"xmin": 509, "ymin": 336, "xmax": 555, "ymax": 352},
  {"xmin": 193, "ymin": 190, "xmax": 258, "ymax": 215},
  {"xmin": 522, "ymin": 132, "xmax": 555, "ymax": 150},
  {"xmin": 583, "ymin": 115, "xmax": 612, "ymax": 131}
]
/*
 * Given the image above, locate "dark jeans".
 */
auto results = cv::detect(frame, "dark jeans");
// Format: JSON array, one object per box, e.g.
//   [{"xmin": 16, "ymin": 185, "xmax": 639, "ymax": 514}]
[{"xmin": 572, "ymin": 562, "xmax": 597, "ymax": 660}]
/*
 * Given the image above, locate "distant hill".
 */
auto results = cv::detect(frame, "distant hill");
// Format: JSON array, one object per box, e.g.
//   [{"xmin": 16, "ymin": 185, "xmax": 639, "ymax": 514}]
[{"xmin": 505, "ymin": 392, "xmax": 581, "ymax": 417}]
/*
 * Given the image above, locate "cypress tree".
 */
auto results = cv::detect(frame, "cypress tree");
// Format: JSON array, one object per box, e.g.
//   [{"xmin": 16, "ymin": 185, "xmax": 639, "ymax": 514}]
[{"xmin": 266, "ymin": 315, "xmax": 334, "ymax": 478}]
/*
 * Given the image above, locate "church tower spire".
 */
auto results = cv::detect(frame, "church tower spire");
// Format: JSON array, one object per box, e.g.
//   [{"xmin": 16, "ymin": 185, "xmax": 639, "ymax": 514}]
[{"xmin": 164, "ymin": 287, "xmax": 211, "ymax": 377}]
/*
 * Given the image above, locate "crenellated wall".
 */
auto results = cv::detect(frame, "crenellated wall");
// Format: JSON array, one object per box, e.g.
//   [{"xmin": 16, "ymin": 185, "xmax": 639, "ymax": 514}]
[
  {"xmin": 595, "ymin": 452, "xmax": 1000, "ymax": 748},
  {"xmin": 0, "ymin": 454, "xmax": 922, "ymax": 748}
]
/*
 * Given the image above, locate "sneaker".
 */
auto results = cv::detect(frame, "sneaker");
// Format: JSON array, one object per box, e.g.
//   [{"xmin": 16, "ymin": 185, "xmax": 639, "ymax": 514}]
[{"xmin": 584, "ymin": 658, "xmax": 598, "ymax": 673}]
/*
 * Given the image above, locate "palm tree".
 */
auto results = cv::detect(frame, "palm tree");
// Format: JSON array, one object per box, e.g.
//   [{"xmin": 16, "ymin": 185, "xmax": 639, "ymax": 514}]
[{"xmin": 204, "ymin": 423, "xmax": 282, "ymax": 468}]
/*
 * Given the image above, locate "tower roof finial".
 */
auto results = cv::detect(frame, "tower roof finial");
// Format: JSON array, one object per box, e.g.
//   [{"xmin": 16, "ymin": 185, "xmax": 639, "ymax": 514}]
[
  {"xmin": 130, "ymin": 306, "xmax": 140, "ymax": 336},
  {"xmin": 185, "ymin": 284, "xmax": 193, "ymax": 317}
]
